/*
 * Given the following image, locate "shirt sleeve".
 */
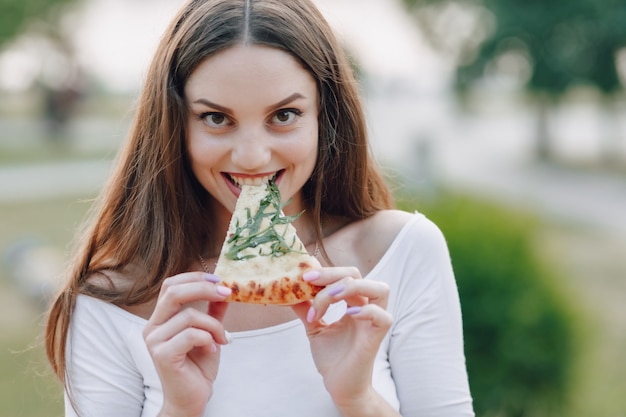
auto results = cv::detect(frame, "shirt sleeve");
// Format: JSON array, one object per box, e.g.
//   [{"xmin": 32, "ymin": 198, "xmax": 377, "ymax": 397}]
[
  {"xmin": 388, "ymin": 215, "xmax": 474, "ymax": 417},
  {"xmin": 65, "ymin": 295, "xmax": 145, "ymax": 417}
]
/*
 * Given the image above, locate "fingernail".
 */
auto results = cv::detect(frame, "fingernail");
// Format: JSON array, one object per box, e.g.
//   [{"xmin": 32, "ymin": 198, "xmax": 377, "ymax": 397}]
[
  {"xmin": 224, "ymin": 330, "xmax": 233, "ymax": 344},
  {"xmin": 327, "ymin": 284, "xmax": 345, "ymax": 297},
  {"xmin": 306, "ymin": 306, "xmax": 316, "ymax": 323},
  {"xmin": 210, "ymin": 342, "xmax": 218, "ymax": 353},
  {"xmin": 217, "ymin": 285, "xmax": 232, "ymax": 296},
  {"xmin": 346, "ymin": 306, "xmax": 362, "ymax": 315},
  {"xmin": 204, "ymin": 273, "xmax": 220, "ymax": 283},
  {"xmin": 302, "ymin": 270, "xmax": 321, "ymax": 282}
]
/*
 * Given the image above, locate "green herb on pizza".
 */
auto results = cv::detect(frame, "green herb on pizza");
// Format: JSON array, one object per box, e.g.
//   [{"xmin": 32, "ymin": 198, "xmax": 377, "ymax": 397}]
[{"xmin": 224, "ymin": 180, "xmax": 305, "ymax": 261}]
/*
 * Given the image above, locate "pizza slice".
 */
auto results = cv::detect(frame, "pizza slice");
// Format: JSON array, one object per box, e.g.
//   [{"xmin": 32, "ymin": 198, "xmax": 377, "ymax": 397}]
[{"xmin": 213, "ymin": 180, "xmax": 322, "ymax": 305}]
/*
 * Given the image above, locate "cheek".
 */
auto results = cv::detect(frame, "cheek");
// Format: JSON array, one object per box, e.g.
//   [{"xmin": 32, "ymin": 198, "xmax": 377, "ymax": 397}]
[
  {"xmin": 285, "ymin": 128, "xmax": 318, "ymax": 170},
  {"xmin": 186, "ymin": 129, "xmax": 220, "ymax": 175},
  {"xmin": 186, "ymin": 136, "xmax": 204, "ymax": 172},
  {"xmin": 304, "ymin": 126, "xmax": 319, "ymax": 166}
]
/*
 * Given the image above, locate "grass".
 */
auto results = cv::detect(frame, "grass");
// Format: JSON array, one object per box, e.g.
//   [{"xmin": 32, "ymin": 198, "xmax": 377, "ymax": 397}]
[
  {"xmin": 0, "ymin": 197, "xmax": 94, "ymax": 257},
  {"xmin": 0, "ymin": 196, "xmax": 93, "ymax": 417},
  {"xmin": 538, "ymin": 225, "xmax": 626, "ymax": 416},
  {"xmin": 0, "ymin": 303, "xmax": 64, "ymax": 417}
]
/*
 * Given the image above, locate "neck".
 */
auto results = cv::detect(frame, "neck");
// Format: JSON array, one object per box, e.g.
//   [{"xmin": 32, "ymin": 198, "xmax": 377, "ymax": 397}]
[{"xmin": 292, "ymin": 210, "xmax": 320, "ymax": 247}]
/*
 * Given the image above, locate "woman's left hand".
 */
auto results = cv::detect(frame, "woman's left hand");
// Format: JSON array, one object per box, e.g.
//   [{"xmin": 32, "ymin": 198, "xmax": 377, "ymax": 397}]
[{"xmin": 291, "ymin": 267, "xmax": 393, "ymax": 409}]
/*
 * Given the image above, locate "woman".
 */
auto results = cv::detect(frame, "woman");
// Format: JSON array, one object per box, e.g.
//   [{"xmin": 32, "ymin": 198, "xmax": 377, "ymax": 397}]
[{"xmin": 45, "ymin": 0, "xmax": 474, "ymax": 416}]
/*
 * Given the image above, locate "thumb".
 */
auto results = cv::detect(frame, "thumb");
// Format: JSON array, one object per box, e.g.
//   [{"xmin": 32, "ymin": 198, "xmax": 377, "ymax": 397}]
[
  {"xmin": 208, "ymin": 301, "xmax": 229, "ymax": 323},
  {"xmin": 290, "ymin": 300, "xmax": 320, "ymax": 332}
]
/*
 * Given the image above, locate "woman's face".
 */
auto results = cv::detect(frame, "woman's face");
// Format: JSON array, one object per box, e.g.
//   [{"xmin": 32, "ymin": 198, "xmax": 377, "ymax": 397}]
[{"xmin": 185, "ymin": 44, "xmax": 319, "ymax": 217}]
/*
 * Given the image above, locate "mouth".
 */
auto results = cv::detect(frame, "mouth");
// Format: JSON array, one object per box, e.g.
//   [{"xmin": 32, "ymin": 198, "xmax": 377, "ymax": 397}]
[{"xmin": 223, "ymin": 170, "xmax": 283, "ymax": 190}]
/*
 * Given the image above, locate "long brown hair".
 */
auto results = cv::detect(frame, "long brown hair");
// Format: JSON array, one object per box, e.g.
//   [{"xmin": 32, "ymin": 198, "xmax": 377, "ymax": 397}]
[{"xmin": 45, "ymin": 0, "xmax": 393, "ymax": 383}]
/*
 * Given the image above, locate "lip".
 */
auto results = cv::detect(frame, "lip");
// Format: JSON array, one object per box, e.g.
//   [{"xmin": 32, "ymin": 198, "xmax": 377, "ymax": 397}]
[{"xmin": 221, "ymin": 170, "xmax": 284, "ymax": 197}]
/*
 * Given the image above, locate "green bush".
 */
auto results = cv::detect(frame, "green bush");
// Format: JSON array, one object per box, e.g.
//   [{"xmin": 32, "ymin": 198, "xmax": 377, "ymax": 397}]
[{"xmin": 397, "ymin": 192, "xmax": 578, "ymax": 417}]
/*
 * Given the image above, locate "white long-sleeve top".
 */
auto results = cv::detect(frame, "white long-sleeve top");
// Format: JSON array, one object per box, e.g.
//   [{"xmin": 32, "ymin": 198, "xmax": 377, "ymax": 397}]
[{"xmin": 65, "ymin": 212, "xmax": 474, "ymax": 417}]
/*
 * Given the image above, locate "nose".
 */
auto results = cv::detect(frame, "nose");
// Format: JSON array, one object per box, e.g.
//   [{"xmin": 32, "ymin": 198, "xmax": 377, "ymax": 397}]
[{"xmin": 231, "ymin": 132, "xmax": 272, "ymax": 171}]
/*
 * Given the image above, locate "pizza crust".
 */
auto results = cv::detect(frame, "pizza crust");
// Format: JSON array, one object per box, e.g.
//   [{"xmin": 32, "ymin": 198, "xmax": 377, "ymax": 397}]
[{"xmin": 218, "ymin": 256, "xmax": 321, "ymax": 305}]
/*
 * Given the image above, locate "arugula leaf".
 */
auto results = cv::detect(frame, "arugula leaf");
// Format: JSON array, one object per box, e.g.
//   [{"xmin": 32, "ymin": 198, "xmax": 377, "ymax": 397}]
[{"xmin": 225, "ymin": 180, "xmax": 306, "ymax": 261}]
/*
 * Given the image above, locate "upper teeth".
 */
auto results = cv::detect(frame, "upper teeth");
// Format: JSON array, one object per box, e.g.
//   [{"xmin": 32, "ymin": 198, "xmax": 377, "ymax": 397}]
[{"xmin": 230, "ymin": 174, "xmax": 274, "ymax": 187}]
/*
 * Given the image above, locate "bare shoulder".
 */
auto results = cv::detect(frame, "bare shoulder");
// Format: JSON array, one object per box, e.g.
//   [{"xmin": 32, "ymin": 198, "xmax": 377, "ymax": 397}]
[
  {"xmin": 360, "ymin": 209, "xmax": 415, "ymax": 238},
  {"xmin": 326, "ymin": 210, "xmax": 415, "ymax": 276},
  {"xmin": 356, "ymin": 209, "xmax": 415, "ymax": 253}
]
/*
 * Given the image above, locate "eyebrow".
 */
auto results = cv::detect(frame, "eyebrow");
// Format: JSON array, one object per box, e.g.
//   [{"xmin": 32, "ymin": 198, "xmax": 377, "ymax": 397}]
[{"xmin": 192, "ymin": 92, "xmax": 305, "ymax": 113}]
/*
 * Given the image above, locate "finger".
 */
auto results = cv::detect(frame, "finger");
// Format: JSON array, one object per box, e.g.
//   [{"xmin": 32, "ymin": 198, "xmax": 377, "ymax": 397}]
[
  {"xmin": 327, "ymin": 279, "xmax": 390, "ymax": 309},
  {"xmin": 145, "ymin": 307, "xmax": 229, "ymax": 348},
  {"xmin": 302, "ymin": 266, "xmax": 362, "ymax": 286},
  {"xmin": 150, "ymin": 327, "xmax": 219, "ymax": 364},
  {"xmin": 307, "ymin": 278, "xmax": 389, "ymax": 323},
  {"xmin": 158, "ymin": 271, "xmax": 220, "ymax": 296},
  {"xmin": 208, "ymin": 301, "xmax": 229, "ymax": 324},
  {"xmin": 290, "ymin": 301, "xmax": 326, "ymax": 333},
  {"xmin": 156, "ymin": 271, "xmax": 222, "ymax": 310},
  {"xmin": 151, "ymin": 281, "xmax": 232, "ymax": 326},
  {"xmin": 290, "ymin": 300, "xmax": 312, "ymax": 325},
  {"xmin": 345, "ymin": 304, "xmax": 394, "ymax": 331}
]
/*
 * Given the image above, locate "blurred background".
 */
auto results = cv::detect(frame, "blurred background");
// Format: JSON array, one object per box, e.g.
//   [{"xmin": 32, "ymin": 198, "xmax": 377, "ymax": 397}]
[{"xmin": 0, "ymin": 0, "xmax": 624, "ymax": 416}]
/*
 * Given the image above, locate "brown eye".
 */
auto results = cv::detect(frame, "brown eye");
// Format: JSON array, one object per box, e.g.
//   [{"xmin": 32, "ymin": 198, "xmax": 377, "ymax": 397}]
[
  {"xmin": 210, "ymin": 114, "xmax": 225, "ymax": 124},
  {"xmin": 200, "ymin": 112, "xmax": 231, "ymax": 127},
  {"xmin": 276, "ymin": 111, "xmax": 292, "ymax": 123},
  {"xmin": 271, "ymin": 109, "xmax": 302, "ymax": 125}
]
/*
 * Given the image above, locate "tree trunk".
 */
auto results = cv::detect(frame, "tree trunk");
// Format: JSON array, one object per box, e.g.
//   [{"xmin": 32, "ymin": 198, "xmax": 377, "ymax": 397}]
[
  {"xmin": 599, "ymin": 97, "xmax": 624, "ymax": 169},
  {"xmin": 535, "ymin": 93, "xmax": 553, "ymax": 161}
]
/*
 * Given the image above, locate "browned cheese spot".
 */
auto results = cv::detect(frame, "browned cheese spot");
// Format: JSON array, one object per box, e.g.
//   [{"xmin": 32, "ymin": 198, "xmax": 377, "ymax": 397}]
[
  {"xmin": 292, "ymin": 282, "xmax": 304, "ymax": 299},
  {"xmin": 277, "ymin": 277, "xmax": 290, "ymax": 300},
  {"xmin": 231, "ymin": 283, "xmax": 240, "ymax": 296},
  {"xmin": 261, "ymin": 281, "xmax": 275, "ymax": 302}
]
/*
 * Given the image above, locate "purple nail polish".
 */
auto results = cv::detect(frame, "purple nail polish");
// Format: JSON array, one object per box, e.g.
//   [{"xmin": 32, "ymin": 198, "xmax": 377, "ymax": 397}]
[
  {"xmin": 302, "ymin": 270, "xmax": 321, "ymax": 281},
  {"xmin": 204, "ymin": 273, "xmax": 221, "ymax": 283},
  {"xmin": 327, "ymin": 285, "xmax": 345, "ymax": 297},
  {"xmin": 345, "ymin": 306, "xmax": 362, "ymax": 315},
  {"xmin": 217, "ymin": 285, "xmax": 232, "ymax": 296},
  {"xmin": 306, "ymin": 306, "xmax": 316, "ymax": 323}
]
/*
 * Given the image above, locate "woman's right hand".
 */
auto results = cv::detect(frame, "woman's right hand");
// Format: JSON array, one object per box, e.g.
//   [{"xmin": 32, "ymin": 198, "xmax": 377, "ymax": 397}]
[{"xmin": 143, "ymin": 272, "xmax": 231, "ymax": 417}]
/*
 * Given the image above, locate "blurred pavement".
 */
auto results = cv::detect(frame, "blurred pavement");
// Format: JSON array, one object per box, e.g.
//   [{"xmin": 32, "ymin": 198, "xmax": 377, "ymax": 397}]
[{"xmin": 0, "ymin": 160, "xmax": 112, "ymax": 202}]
